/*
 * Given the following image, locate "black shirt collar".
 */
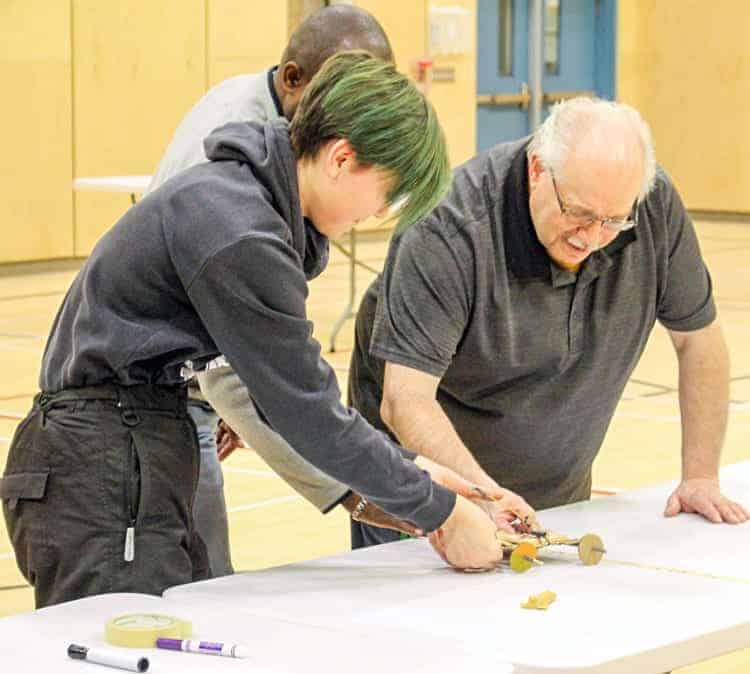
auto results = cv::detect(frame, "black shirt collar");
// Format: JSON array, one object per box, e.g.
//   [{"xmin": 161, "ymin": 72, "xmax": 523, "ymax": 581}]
[
  {"xmin": 501, "ymin": 143, "xmax": 550, "ymax": 281},
  {"xmin": 267, "ymin": 66, "xmax": 284, "ymax": 118}
]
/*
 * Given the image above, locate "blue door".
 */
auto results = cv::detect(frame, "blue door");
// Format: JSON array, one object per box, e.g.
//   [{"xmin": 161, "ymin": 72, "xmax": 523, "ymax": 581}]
[{"xmin": 477, "ymin": 0, "xmax": 616, "ymax": 152}]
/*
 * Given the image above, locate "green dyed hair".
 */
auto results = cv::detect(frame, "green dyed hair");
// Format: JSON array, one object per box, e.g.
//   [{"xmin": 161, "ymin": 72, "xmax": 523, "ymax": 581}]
[{"xmin": 289, "ymin": 50, "xmax": 451, "ymax": 231}]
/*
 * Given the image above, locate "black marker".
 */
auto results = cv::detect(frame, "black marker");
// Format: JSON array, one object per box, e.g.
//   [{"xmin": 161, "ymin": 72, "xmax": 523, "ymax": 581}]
[{"xmin": 67, "ymin": 644, "xmax": 149, "ymax": 672}]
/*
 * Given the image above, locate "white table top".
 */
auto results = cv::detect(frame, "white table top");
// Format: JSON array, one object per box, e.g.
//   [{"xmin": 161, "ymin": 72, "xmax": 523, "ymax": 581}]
[
  {"xmin": 72, "ymin": 175, "xmax": 152, "ymax": 194},
  {"xmin": 163, "ymin": 461, "xmax": 750, "ymax": 673},
  {"xmin": 0, "ymin": 592, "xmax": 511, "ymax": 674},
  {"xmin": 537, "ymin": 462, "xmax": 750, "ymax": 581}
]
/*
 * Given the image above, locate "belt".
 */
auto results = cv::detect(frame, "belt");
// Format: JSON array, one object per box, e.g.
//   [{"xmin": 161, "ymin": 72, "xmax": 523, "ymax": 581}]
[{"xmin": 36, "ymin": 383, "xmax": 188, "ymax": 413}]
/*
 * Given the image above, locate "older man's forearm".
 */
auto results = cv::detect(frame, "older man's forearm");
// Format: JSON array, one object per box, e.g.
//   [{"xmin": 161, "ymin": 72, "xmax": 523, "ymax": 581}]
[
  {"xmin": 673, "ymin": 322, "xmax": 730, "ymax": 480},
  {"xmin": 382, "ymin": 394, "xmax": 498, "ymax": 489}
]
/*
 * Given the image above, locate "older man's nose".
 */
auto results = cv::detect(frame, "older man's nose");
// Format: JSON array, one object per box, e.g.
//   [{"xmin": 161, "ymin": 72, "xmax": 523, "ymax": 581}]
[{"xmin": 578, "ymin": 220, "xmax": 605, "ymax": 245}]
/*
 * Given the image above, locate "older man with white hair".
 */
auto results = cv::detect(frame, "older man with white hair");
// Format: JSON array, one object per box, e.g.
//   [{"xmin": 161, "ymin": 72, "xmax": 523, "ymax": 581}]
[{"xmin": 348, "ymin": 97, "xmax": 749, "ymax": 549}]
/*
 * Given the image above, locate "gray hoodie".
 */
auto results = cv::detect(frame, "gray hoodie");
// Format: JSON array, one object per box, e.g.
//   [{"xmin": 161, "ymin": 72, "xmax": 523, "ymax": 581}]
[{"xmin": 40, "ymin": 119, "xmax": 455, "ymax": 531}]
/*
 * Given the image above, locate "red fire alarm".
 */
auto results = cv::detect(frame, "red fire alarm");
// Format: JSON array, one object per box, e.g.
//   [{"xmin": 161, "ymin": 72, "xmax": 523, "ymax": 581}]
[{"xmin": 415, "ymin": 58, "xmax": 434, "ymax": 82}]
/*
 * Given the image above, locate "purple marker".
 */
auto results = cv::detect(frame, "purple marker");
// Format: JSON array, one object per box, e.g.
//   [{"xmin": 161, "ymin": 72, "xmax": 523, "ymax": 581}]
[{"xmin": 156, "ymin": 638, "xmax": 250, "ymax": 659}]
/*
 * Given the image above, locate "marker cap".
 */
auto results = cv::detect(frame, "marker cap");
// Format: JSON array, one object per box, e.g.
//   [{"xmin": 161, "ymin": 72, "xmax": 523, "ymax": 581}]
[{"xmin": 68, "ymin": 644, "xmax": 87, "ymax": 660}]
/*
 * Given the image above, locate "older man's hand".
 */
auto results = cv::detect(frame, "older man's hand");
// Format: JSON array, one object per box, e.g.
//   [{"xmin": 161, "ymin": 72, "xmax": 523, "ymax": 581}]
[
  {"xmin": 413, "ymin": 455, "xmax": 540, "ymax": 533},
  {"xmin": 664, "ymin": 478, "xmax": 749, "ymax": 524},
  {"xmin": 475, "ymin": 486, "xmax": 541, "ymax": 534}
]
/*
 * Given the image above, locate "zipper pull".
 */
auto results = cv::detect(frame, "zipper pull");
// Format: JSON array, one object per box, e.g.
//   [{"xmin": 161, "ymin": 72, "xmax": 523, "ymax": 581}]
[{"xmin": 124, "ymin": 526, "xmax": 135, "ymax": 562}]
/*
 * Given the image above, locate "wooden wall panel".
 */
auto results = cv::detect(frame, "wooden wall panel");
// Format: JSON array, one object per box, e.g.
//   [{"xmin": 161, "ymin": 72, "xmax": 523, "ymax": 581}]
[
  {"xmin": 207, "ymin": 0, "xmax": 288, "ymax": 86},
  {"xmin": 355, "ymin": 0, "xmax": 476, "ymax": 168},
  {"xmin": 615, "ymin": 0, "xmax": 652, "ymax": 107},
  {"xmin": 288, "ymin": 0, "xmax": 327, "ymax": 37},
  {"xmin": 1, "ymin": 0, "xmax": 478, "ymax": 265},
  {"xmin": 355, "ymin": 0, "xmax": 426, "ymax": 78},
  {"xmin": 0, "ymin": 1, "xmax": 73, "ymax": 263},
  {"xmin": 72, "ymin": 0, "xmax": 206, "ymax": 256},
  {"xmin": 617, "ymin": 1, "xmax": 750, "ymax": 213},
  {"xmin": 426, "ymin": 0, "xmax": 477, "ymax": 167}
]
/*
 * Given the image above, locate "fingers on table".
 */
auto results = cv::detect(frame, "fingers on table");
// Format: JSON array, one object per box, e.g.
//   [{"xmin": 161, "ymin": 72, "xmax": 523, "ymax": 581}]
[{"xmin": 715, "ymin": 496, "xmax": 750, "ymax": 524}]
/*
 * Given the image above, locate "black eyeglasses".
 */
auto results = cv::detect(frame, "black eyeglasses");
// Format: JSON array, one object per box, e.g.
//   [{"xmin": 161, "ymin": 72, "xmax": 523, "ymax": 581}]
[{"xmin": 550, "ymin": 170, "xmax": 638, "ymax": 232}]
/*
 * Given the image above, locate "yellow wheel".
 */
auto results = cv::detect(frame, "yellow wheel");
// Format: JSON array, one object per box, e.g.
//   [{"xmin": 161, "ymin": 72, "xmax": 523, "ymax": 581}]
[
  {"xmin": 510, "ymin": 542, "xmax": 538, "ymax": 573},
  {"xmin": 577, "ymin": 533, "xmax": 605, "ymax": 566}
]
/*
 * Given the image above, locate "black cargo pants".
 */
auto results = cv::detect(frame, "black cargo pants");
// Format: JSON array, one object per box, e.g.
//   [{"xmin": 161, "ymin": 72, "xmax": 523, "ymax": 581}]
[{"xmin": 0, "ymin": 384, "xmax": 210, "ymax": 608}]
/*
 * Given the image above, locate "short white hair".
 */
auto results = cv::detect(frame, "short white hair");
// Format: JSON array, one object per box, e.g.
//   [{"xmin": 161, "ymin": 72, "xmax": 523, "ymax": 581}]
[{"xmin": 527, "ymin": 97, "xmax": 657, "ymax": 201}]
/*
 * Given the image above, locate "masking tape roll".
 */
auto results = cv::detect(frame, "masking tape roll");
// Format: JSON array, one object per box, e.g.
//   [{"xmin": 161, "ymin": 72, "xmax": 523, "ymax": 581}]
[{"xmin": 105, "ymin": 613, "xmax": 192, "ymax": 648}]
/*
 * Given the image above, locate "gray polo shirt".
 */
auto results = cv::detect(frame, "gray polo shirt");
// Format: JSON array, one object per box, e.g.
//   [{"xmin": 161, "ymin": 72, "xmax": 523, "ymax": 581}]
[{"xmin": 349, "ymin": 138, "xmax": 716, "ymax": 510}]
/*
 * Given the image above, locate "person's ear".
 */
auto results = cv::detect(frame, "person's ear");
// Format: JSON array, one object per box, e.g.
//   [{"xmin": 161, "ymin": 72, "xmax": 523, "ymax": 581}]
[
  {"xmin": 528, "ymin": 153, "xmax": 546, "ymax": 190},
  {"xmin": 279, "ymin": 61, "xmax": 305, "ymax": 93},
  {"xmin": 325, "ymin": 139, "xmax": 358, "ymax": 181}
]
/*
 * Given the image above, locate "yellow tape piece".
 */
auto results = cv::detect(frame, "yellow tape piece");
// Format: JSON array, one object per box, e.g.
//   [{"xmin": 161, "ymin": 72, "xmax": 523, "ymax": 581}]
[
  {"xmin": 105, "ymin": 613, "xmax": 192, "ymax": 648},
  {"xmin": 521, "ymin": 590, "xmax": 557, "ymax": 610}
]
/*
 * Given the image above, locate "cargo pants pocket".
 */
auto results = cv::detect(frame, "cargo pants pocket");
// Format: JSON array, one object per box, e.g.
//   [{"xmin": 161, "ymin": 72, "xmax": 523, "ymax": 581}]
[{"xmin": 0, "ymin": 470, "xmax": 55, "ymax": 587}]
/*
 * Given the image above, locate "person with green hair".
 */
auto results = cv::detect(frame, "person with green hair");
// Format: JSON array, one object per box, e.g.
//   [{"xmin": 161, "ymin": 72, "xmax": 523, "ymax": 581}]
[
  {"xmin": 146, "ymin": 5, "xmax": 427, "ymax": 582},
  {"xmin": 2, "ymin": 51, "xmax": 522, "ymax": 609}
]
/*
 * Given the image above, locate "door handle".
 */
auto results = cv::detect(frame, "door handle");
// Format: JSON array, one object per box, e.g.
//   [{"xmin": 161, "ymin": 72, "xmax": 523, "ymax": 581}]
[
  {"xmin": 542, "ymin": 90, "xmax": 594, "ymax": 104},
  {"xmin": 477, "ymin": 82, "xmax": 530, "ymax": 110}
]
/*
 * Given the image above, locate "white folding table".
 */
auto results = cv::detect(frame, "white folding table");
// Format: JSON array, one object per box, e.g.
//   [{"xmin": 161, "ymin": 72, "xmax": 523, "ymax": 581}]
[
  {"xmin": 2, "ymin": 464, "xmax": 747, "ymax": 673},
  {"xmin": 73, "ymin": 175, "xmax": 152, "ymax": 204},
  {"xmin": 163, "ymin": 461, "xmax": 750, "ymax": 673}
]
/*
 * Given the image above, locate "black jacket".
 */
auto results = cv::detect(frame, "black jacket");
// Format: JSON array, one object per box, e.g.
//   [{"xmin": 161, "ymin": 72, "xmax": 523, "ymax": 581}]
[{"xmin": 40, "ymin": 119, "xmax": 455, "ymax": 531}]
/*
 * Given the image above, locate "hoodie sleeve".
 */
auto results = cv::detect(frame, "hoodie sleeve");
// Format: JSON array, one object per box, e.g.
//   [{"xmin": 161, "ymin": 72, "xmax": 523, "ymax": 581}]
[{"xmin": 186, "ymin": 230, "xmax": 456, "ymax": 531}]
